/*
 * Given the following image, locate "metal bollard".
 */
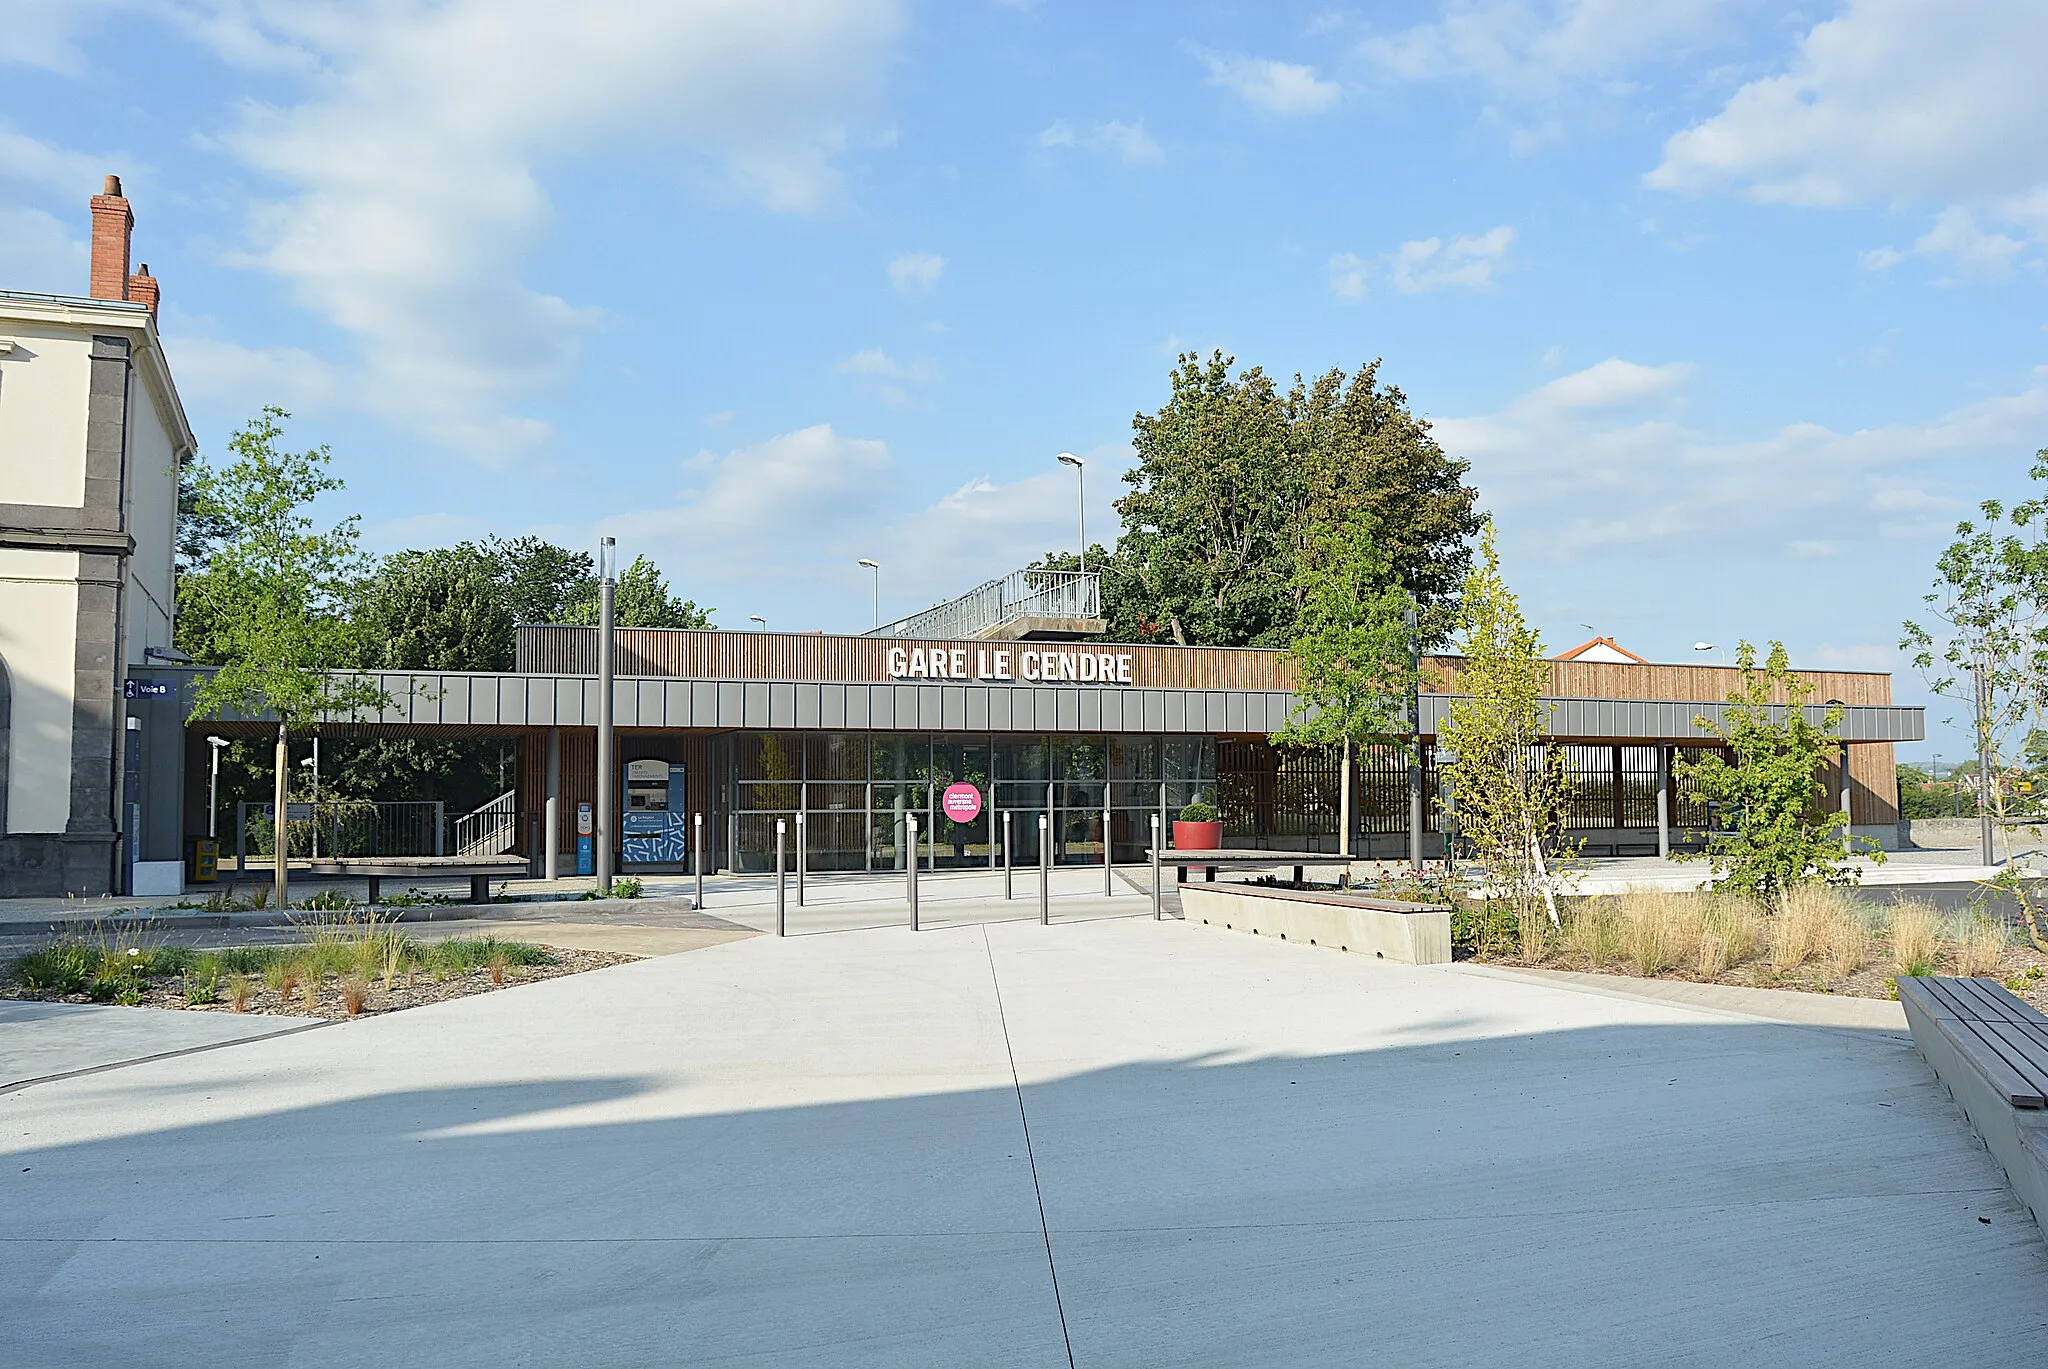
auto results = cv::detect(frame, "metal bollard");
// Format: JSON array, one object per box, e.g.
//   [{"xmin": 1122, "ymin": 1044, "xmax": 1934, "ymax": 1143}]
[
  {"xmin": 796, "ymin": 810, "xmax": 806, "ymax": 907},
  {"xmin": 1150, "ymin": 813, "xmax": 1162, "ymax": 919},
  {"xmin": 1039, "ymin": 813, "xmax": 1051, "ymax": 925},
  {"xmin": 1103, "ymin": 807, "xmax": 1112, "ymax": 896},
  {"xmin": 907, "ymin": 813, "xmax": 920, "ymax": 931},
  {"xmin": 1003, "ymin": 811, "xmax": 1013, "ymax": 899},
  {"xmin": 775, "ymin": 818, "xmax": 787, "ymax": 938},
  {"xmin": 693, "ymin": 812, "xmax": 703, "ymax": 910}
]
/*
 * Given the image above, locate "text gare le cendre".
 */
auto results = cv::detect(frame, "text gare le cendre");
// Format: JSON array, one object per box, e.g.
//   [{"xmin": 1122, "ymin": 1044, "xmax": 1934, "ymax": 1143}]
[{"xmin": 886, "ymin": 645, "xmax": 1136, "ymax": 684}]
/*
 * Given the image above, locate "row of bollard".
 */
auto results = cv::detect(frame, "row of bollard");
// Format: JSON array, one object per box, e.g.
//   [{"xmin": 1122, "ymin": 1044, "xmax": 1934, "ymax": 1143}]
[{"xmin": 760, "ymin": 807, "xmax": 1165, "ymax": 937}]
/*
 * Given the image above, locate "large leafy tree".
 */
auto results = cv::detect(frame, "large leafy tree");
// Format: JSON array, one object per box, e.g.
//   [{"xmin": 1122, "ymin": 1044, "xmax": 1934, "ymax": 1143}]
[
  {"xmin": 1435, "ymin": 522, "xmax": 1576, "ymax": 935},
  {"xmin": 354, "ymin": 546, "xmax": 517, "ymax": 671},
  {"xmin": 565, "ymin": 554, "xmax": 714, "ymax": 629},
  {"xmin": 1676, "ymin": 641, "xmax": 1879, "ymax": 905},
  {"xmin": 1114, "ymin": 351, "xmax": 1482, "ymax": 648},
  {"xmin": 1271, "ymin": 511, "xmax": 1414, "ymax": 859},
  {"xmin": 183, "ymin": 408, "xmax": 389, "ymax": 907}
]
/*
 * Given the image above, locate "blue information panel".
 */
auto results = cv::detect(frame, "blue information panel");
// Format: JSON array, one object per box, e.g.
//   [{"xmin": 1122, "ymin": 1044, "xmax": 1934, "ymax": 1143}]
[
  {"xmin": 576, "ymin": 801, "xmax": 594, "ymax": 876},
  {"xmin": 622, "ymin": 760, "xmax": 688, "ymax": 865}
]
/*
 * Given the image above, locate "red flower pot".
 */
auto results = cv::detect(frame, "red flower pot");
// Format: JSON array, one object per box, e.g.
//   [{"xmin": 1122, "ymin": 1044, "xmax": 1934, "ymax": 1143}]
[{"xmin": 1172, "ymin": 820, "xmax": 1222, "ymax": 851}]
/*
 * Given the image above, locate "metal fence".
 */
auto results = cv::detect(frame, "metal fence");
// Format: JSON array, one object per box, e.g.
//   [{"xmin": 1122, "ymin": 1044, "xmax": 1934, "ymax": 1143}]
[
  {"xmin": 868, "ymin": 569, "xmax": 1100, "ymax": 640},
  {"xmin": 234, "ymin": 800, "xmax": 446, "ymax": 868}
]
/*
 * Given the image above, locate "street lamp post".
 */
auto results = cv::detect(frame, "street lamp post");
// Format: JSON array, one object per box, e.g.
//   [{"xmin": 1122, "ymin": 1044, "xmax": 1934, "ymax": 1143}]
[
  {"xmin": 750, "ymin": 615, "xmax": 767, "ymax": 631},
  {"xmin": 206, "ymin": 736, "xmax": 229, "ymax": 840},
  {"xmin": 858, "ymin": 559, "xmax": 880, "ymax": 630},
  {"xmin": 1056, "ymin": 452, "xmax": 1086, "ymax": 574},
  {"xmin": 596, "ymin": 537, "xmax": 616, "ymax": 895}
]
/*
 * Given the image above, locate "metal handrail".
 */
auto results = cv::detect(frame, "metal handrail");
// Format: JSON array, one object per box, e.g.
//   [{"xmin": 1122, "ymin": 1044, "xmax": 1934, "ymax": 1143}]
[
  {"xmin": 454, "ymin": 790, "xmax": 519, "ymax": 856},
  {"xmin": 867, "ymin": 569, "xmax": 1100, "ymax": 640}
]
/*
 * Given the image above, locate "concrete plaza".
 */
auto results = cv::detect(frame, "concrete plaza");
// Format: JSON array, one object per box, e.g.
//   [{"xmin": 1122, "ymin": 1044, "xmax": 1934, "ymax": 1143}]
[{"xmin": 5, "ymin": 899, "xmax": 2048, "ymax": 1366}]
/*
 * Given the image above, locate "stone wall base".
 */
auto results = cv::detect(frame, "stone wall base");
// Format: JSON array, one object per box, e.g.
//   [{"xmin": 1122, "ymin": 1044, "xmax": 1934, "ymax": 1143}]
[{"xmin": 0, "ymin": 832, "xmax": 118, "ymax": 898}]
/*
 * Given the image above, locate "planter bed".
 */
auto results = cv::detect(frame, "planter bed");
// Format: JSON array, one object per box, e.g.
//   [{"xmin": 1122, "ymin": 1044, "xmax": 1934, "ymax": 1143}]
[{"xmin": 1182, "ymin": 882, "xmax": 1453, "ymax": 964}]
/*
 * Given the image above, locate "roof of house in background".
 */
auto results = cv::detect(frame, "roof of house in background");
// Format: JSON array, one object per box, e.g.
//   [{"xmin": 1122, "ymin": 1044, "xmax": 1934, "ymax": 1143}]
[{"xmin": 1554, "ymin": 636, "xmax": 1650, "ymax": 665}]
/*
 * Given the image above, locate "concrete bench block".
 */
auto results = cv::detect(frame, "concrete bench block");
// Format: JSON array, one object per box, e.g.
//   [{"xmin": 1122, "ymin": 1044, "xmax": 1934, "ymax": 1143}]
[
  {"xmin": 1181, "ymin": 884, "xmax": 1452, "ymax": 965},
  {"xmin": 1901, "ymin": 984, "xmax": 2048, "ymax": 1246}
]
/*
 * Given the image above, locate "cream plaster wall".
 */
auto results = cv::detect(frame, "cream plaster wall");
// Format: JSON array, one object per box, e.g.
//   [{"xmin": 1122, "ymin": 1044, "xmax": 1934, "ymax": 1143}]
[
  {"xmin": 0, "ymin": 325, "xmax": 90, "ymax": 508},
  {"xmin": 0, "ymin": 548, "xmax": 80, "ymax": 833},
  {"xmin": 124, "ymin": 375, "xmax": 179, "ymax": 663}
]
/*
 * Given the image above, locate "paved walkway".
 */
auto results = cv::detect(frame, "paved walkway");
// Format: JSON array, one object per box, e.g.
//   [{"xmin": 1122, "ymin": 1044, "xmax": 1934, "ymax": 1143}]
[{"xmin": 4, "ymin": 907, "xmax": 2045, "ymax": 1366}]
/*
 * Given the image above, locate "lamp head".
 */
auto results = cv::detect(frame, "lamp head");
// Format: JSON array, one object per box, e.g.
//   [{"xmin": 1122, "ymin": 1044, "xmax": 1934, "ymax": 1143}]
[
  {"xmin": 1692, "ymin": 642, "xmax": 1715, "ymax": 652},
  {"xmin": 207, "ymin": 735, "xmax": 228, "ymax": 748},
  {"xmin": 858, "ymin": 558, "xmax": 878, "ymax": 569},
  {"xmin": 1057, "ymin": 451, "xmax": 1083, "ymax": 468}
]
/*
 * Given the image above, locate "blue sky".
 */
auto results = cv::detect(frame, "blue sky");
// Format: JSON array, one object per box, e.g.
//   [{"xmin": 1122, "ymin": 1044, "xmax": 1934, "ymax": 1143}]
[{"xmin": 5, "ymin": 1, "xmax": 2046, "ymax": 759}]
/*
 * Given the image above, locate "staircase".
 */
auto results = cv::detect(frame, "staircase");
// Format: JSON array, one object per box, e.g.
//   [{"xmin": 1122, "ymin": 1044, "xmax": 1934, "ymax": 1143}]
[
  {"xmin": 866, "ymin": 569, "xmax": 1103, "ymax": 641},
  {"xmin": 453, "ymin": 791, "xmax": 519, "ymax": 857}
]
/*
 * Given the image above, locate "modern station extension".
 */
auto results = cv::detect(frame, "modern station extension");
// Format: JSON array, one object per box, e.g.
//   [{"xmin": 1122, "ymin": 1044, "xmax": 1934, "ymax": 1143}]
[{"xmin": 126, "ymin": 608, "xmax": 1924, "ymax": 889}]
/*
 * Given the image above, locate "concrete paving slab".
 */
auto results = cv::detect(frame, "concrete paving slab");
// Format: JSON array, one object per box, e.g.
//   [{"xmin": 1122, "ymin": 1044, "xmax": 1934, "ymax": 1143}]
[
  {"xmin": 0, "ymin": 1001, "xmax": 324, "ymax": 1091},
  {"xmin": 2, "ymin": 911, "xmax": 2045, "ymax": 1366}
]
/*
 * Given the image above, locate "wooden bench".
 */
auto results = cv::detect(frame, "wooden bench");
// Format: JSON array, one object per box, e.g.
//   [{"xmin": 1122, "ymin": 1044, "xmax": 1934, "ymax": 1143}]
[
  {"xmin": 227, "ymin": 857, "xmax": 530, "ymax": 906},
  {"xmin": 1898, "ymin": 976, "xmax": 2048, "ymax": 1242}
]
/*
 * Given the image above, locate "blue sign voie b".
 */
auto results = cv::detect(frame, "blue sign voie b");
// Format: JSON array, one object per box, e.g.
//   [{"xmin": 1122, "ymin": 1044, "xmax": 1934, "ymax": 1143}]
[{"xmin": 123, "ymin": 678, "xmax": 173, "ymax": 699}]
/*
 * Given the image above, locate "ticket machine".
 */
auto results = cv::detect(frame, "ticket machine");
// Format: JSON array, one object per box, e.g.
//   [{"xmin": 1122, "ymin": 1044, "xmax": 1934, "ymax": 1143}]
[{"xmin": 621, "ymin": 758, "xmax": 689, "ymax": 865}]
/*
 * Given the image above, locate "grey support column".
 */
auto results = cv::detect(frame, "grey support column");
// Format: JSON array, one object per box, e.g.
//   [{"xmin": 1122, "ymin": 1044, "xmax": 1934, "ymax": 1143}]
[
  {"xmin": 1841, "ymin": 743, "xmax": 1854, "ymax": 855},
  {"xmin": 543, "ymin": 727, "xmax": 561, "ymax": 881}
]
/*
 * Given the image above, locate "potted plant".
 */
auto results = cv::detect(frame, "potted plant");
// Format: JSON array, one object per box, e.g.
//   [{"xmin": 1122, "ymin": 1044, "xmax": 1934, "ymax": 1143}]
[{"xmin": 1173, "ymin": 797, "xmax": 1222, "ymax": 851}]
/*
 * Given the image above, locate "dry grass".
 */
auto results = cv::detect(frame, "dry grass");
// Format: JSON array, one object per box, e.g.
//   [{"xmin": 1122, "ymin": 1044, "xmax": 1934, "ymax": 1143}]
[
  {"xmin": 1890, "ymin": 901, "xmax": 1947, "ymax": 977},
  {"xmin": 1770, "ymin": 885, "xmax": 1835, "ymax": 973},
  {"xmin": 298, "ymin": 973, "xmax": 323, "ymax": 1016},
  {"xmin": 1698, "ymin": 932, "xmax": 1729, "ymax": 979},
  {"xmin": 1567, "ymin": 900, "xmax": 1624, "ymax": 968},
  {"xmin": 339, "ymin": 974, "xmax": 369, "ymax": 1018},
  {"xmin": 225, "ymin": 972, "xmax": 254, "ymax": 1014},
  {"xmin": 1615, "ymin": 890, "xmax": 1699, "ymax": 977},
  {"xmin": 1703, "ymin": 896, "xmax": 1764, "ymax": 968},
  {"xmin": 487, "ymin": 952, "xmax": 510, "ymax": 987},
  {"xmin": 1956, "ymin": 919, "xmax": 2008, "ymax": 978}
]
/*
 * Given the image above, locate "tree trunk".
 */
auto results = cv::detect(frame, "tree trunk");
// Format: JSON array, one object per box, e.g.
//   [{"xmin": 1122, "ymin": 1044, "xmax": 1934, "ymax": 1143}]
[
  {"xmin": 273, "ymin": 722, "xmax": 290, "ymax": 910},
  {"xmin": 1339, "ymin": 737, "xmax": 1352, "ymax": 862},
  {"xmin": 1527, "ymin": 820, "xmax": 1559, "ymax": 927}
]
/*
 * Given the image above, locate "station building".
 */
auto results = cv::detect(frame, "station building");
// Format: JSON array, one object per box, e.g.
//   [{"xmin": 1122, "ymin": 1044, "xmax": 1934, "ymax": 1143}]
[{"xmin": 134, "ymin": 609, "xmax": 1923, "ymax": 887}]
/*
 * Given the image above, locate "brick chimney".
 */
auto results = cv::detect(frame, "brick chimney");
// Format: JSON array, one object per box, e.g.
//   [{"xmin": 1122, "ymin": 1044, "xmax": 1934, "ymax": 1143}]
[
  {"xmin": 127, "ymin": 264, "xmax": 159, "ymax": 317},
  {"xmin": 89, "ymin": 174, "xmax": 134, "ymax": 303}
]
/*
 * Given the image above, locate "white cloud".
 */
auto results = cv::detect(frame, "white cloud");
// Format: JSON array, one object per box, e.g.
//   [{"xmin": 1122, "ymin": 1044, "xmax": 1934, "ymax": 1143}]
[
  {"xmin": 162, "ymin": 331, "xmax": 347, "ymax": 415},
  {"xmin": 1913, "ymin": 207, "xmax": 2026, "ymax": 277},
  {"xmin": 0, "ymin": 123, "xmax": 109, "ymax": 193},
  {"xmin": 1037, "ymin": 119, "xmax": 1163, "ymax": 166},
  {"xmin": 1200, "ymin": 53, "xmax": 1340, "ymax": 116},
  {"xmin": 703, "ymin": 408, "xmax": 736, "ymax": 429},
  {"xmin": 1858, "ymin": 246, "xmax": 1903, "ymax": 272},
  {"xmin": 1354, "ymin": 0, "xmax": 1731, "ymax": 147},
  {"xmin": 1650, "ymin": 0, "xmax": 2048, "ymax": 208},
  {"xmin": 1387, "ymin": 225, "xmax": 1515, "ymax": 293},
  {"xmin": 833, "ymin": 346, "xmax": 938, "ymax": 405},
  {"xmin": 0, "ymin": 0, "xmax": 124, "ymax": 76},
  {"xmin": 1327, "ymin": 252, "xmax": 1368, "ymax": 302},
  {"xmin": 887, "ymin": 250, "xmax": 944, "ymax": 293},
  {"xmin": 1649, "ymin": 1, "xmax": 2048, "ymax": 271},
  {"xmin": 1435, "ymin": 358, "xmax": 2048, "ymax": 559},
  {"xmin": 0, "ymin": 208, "xmax": 87, "ymax": 293},
  {"xmin": 122, "ymin": 0, "xmax": 907, "ymax": 459}
]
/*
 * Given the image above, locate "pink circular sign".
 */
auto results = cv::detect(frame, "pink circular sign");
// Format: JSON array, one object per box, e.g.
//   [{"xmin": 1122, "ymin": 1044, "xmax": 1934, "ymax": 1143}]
[{"xmin": 941, "ymin": 782, "xmax": 983, "ymax": 824}]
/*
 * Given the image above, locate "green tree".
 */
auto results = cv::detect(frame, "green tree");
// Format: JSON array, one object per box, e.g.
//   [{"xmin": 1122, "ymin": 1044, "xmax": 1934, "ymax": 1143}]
[
  {"xmin": 566, "ymin": 554, "xmax": 713, "ymax": 629},
  {"xmin": 183, "ymin": 408, "xmax": 389, "ymax": 907},
  {"xmin": 1270, "ymin": 511, "xmax": 1414, "ymax": 860},
  {"xmin": 354, "ymin": 546, "xmax": 517, "ymax": 671},
  {"xmin": 1675, "ymin": 641, "xmax": 1880, "ymax": 905},
  {"xmin": 474, "ymin": 535, "xmax": 594, "ymax": 626},
  {"xmin": 1895, "ymin": 764, "xmax": 1950, "ymax": 820},
  {"xmin": 1114, "ymin": 351, "xmax": 1482, "ymax": 648},
  {"xmin": 1435, "ymin": 522, "xmax": 1576, "ymax": 937},
  {"xmin": 1901, "ymin": 450, "xmax": 2048, "ymax": 850}
]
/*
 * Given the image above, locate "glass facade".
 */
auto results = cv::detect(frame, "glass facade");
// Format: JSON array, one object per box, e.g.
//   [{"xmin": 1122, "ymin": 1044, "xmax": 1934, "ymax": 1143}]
[{"xmin": 727, "ymin": 731, "xmax": 1216, "ymax": 874}]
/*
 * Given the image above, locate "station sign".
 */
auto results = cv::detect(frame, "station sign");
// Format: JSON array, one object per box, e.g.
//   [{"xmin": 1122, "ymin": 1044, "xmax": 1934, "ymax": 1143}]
[
  {"xmin": 941, "ymin": 782, "xmax": 983, "ymax": 824},
  {"xmin": 886, "ymin": 645, "xmax": 1135, "ymax": 684},
  {"xmin": 123, "ymin": 678, "xmax": 173, "ymax": 699}
]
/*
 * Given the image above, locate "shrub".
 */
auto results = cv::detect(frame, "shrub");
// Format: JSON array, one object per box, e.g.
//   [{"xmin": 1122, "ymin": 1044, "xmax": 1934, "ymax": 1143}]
[
  {"xmin": 1178, "ymin": 798, "xmax": 1218, "ymax": 824},
  {"xmin": 185, "ymin": 972, "xmax": 220, "ymax": 1005},
  {"xmin": 150, "ymin": 945, "xmax": 198, "ymax": 976},
  {"xmin": 294, "ymin": 888, "xmax": 358, "ymax": 912},
  {"xmin": 609, "ymin": 876, "xmax": 643, "ymax": 900},
  {"xmin": 425, "ymin": 937, "xmax": 551, "ymax": 975}
]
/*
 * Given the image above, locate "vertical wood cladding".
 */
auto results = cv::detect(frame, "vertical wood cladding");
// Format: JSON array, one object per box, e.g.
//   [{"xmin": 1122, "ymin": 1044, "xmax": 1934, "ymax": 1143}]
[{"xmin": 517, "ymin": 626, "xmax": 1894, "ymax": 706}]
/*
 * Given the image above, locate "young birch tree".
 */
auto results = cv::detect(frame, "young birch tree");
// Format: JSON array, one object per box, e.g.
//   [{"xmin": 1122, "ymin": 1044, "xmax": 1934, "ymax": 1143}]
[
  {"xmin": 1435, "ymin": 523, "xmax": 1574, "ymax": 929},
  {"xmin": 1272, "ymin": 511, "xmax": 1413, "ymax": 865},
  {"xmin": 184, "ymin": 409, "xmax": 388, "ymax": 908}
]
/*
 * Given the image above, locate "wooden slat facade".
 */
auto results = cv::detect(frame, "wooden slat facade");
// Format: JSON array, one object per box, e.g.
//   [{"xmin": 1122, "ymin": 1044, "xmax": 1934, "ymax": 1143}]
[{"xmin": 517, "ymin": 625, "xmax": 1894, "ymax": 706}]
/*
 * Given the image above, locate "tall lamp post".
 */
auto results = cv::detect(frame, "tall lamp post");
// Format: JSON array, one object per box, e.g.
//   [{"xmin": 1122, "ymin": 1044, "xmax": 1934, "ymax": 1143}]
[
  {"xmin": 1056, "ymin": 452, "xmax": 1086, "ymax": 574},
  {"xmin": 206, "ymin": 735, "xmax": 229, "ymax": 840},
  {"xmin": 750, "ymin": 615, "xmax": 767, "ymax": 631},
  {"xmin": 596, "ymin": 537, "xmax": 616, "ymax": 895},
  {"xmin": 858, "ymin": 559, "xmax": 880, "ymax": 630}
]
